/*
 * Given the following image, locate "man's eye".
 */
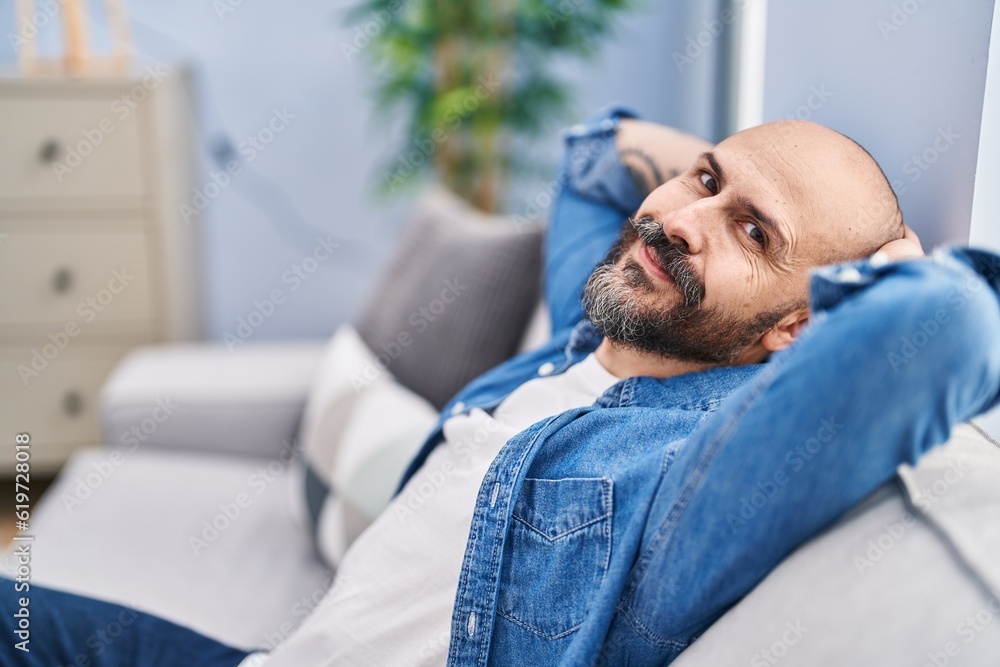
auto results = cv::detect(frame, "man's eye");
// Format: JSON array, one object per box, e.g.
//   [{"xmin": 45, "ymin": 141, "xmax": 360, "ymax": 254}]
[
  {"xmin": 742, "ymin": 221, "xmax": 766, "ymax": 246},
  {"xmin": 699, "ymin": 172, "xmax": 718, "ymax": 194}
]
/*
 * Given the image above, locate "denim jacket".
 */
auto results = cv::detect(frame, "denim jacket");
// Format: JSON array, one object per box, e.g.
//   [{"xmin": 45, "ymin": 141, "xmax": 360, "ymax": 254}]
[{"xmin": 395, "ymin": 108, "xmax": 1000, "ymax": 666}]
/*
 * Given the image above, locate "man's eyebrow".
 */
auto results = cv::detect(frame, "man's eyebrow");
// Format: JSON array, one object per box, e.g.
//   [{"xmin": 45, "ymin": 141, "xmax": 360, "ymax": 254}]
[
  {"xmin": 701, "ymin": 151, "xmax": 789, "ymax": 256},
  {"xmin": 740, "ymin": 197, "xmax": 789, "ymax": 255},
  {"xmin": 703, "ymin": 151, "xmax": 724, "ymax": 183}
]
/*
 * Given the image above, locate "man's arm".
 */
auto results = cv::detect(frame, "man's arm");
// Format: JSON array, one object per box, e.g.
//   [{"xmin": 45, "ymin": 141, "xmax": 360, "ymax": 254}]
[
  {"xmin": 610, "ymin": 247, "xmax": 1000, "ymax": 661},
  {"xmin": 545, "ymin": 112, "xmax": 713, "ymax": 335},
  {"xmin": 615, "ymin": 119, "xmax": 713, "ymax": 198}
]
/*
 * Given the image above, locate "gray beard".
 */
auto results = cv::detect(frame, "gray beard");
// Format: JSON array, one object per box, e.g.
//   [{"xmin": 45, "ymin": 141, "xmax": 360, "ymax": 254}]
[{"xmin": 581, "ymin": 216, "xmax": 797, "ymax": 365}]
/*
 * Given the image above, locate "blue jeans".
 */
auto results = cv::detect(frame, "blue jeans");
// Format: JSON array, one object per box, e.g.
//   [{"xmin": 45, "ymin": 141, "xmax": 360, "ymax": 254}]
[{"xmin": 0, "ymin": 579, "xmax": 249, "ymax": 666}]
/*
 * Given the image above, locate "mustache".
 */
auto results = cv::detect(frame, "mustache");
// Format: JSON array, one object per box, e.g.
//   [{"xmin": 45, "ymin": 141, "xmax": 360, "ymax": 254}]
[{"xmin": 628, "ymin": 215, "xmax": 705, "ymax": 308}]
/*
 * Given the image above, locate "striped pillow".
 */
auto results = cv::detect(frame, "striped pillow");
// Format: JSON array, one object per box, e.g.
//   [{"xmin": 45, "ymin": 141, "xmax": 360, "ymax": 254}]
[{"xmin": 300, "ymin": 325, "xmax": 438, "ymax": 568}]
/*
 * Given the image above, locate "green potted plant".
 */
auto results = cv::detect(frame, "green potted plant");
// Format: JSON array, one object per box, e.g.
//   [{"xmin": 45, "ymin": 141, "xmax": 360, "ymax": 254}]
[{"xmin": 346, "ymin": 0, "xmax": 632, "ymax": 214}]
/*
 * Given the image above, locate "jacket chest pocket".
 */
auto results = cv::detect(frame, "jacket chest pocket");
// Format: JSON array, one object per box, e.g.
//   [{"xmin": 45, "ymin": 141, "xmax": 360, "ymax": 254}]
[{"xmin": 497, "ymin": 477, "xmax": 613, "ymax": 639}]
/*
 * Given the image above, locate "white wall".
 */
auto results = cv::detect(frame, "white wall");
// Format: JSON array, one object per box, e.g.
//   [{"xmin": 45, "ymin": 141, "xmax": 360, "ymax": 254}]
[
  {"xmin": 762, "ymin": 0, "xmax": 995, "ymax": 249},
  {"xmin": 970, "ymin": 0, "xmax": 1000, "ymax": 254},
  {"xmin": 0, "ymin": 1, "xmax": 716, "ymax": 342},
  {"xmin": 764, "ymin": 1, "xmax": 999, "ymax": 438},
  {"xmin": 969, "ymin": 1, "xmax": 1000, "ymax": 439}
]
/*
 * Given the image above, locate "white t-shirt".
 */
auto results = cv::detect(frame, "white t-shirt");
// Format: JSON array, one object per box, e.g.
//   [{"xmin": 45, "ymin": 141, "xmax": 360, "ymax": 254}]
[{"xmin": 257, "ymin": 352, "xmax": 622, "ymax": 667}]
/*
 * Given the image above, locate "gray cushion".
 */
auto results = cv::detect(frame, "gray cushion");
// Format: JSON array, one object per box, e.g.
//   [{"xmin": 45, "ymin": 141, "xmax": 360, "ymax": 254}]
[
  {"xmin": 356, "ymin": 187, "xmax": 543, "ymax": 409},
  {"xmin": 99, "ymin": 342, "xmax": 325, "ymax": 458}
]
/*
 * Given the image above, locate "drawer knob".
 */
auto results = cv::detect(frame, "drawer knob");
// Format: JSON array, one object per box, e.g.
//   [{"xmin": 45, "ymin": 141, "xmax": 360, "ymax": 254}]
[
  {"xmin": 52, "ymin": 267, "xmax": 73, "ymax": 293},
  {"xmin": 39, "ymin": 139, "xmax": 61, "ymax": 164},
  {"xmin": 62, "ymin": 390, "xmax": 84, "ymax": 417}
]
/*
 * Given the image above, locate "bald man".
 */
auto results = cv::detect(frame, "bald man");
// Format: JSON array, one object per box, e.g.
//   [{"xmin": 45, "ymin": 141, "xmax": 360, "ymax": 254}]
[
  {"xmin": 4, "ymin": 108, "xmax": 999, "ymax": 667},
  {"xmin": 592, "ymin": 117, "xmax": 916, "ymax": 377}
]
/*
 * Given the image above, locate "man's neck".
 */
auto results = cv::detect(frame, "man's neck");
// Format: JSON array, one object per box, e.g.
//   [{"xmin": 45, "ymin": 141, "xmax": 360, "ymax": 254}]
[{"xmin": 594, "ymin": 338, "xmax": 715, "ymax": 380}]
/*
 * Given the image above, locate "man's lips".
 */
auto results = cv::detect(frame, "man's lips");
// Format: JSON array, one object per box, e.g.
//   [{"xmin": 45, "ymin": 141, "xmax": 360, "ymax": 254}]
[{"xmin": 637, "ymin": 242, "xmax": 675, "ymax": 284}]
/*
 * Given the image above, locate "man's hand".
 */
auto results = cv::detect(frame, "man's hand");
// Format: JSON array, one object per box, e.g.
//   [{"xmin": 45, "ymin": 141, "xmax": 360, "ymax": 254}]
[{"xmin": 873, "ymin": 223, "xmax": 925, "ymax": 264}]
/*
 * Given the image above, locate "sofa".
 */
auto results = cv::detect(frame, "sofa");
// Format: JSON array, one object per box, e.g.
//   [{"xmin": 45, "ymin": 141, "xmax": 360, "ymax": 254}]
[{"xmin": 6, "ymin": 189, "xmax": 1000, "ymax": 665}]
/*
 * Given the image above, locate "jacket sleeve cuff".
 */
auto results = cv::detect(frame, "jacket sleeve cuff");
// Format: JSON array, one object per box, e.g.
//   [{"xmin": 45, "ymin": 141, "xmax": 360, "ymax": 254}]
[
  {"xmin": 809, "ymin": 245, "xmax": 1000, "ymax": 315},
  {"xmin": 560, "ymin": 106, "xmax": 645, "ymax": 217}
]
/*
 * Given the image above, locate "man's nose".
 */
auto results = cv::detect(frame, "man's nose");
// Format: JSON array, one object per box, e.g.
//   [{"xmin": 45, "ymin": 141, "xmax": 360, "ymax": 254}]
[{"xmin": 657, "ymin": 203, "xmax": 705, "ymax": 255}]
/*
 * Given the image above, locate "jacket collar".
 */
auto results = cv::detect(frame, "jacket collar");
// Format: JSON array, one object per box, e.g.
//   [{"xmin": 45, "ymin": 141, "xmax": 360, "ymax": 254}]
[{"xmin": 570, "ymin": 318, "xmax": 767, "ymax": 411}]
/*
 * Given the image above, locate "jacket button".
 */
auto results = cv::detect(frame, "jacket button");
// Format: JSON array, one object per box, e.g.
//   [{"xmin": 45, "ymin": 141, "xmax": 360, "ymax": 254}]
[
  {"xmin": 537, "ymin": 362, "xmax": 556, "ymax": 376},
  {"xmin": 837, "ymin": 267, "xmax": 863, "ymax": 283},
  {"xmin": 450, "ymin": 401, "xmax": 466, "ymax": 415},
  {"xmin": 467, "ymin": 612, "xmax": 477, "ymax": 637}
]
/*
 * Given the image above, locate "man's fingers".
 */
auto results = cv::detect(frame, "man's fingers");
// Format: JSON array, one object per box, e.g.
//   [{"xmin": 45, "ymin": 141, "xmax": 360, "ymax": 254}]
[
  {"xmin": 872, "ymin": 224, "xmax": 924, "ymax": 265},
  {"xmin": 902, "ymin": 223, "xmax": 923, "ymax": 251},
  {"xmin": 874, "ymin": 238, "xmax": 925, "ymax": 264}
]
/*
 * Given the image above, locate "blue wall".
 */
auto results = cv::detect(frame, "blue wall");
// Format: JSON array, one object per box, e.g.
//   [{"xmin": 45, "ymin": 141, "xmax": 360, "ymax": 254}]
[
  {"xmin": 0, "ymin": 1, "xmax": 710, "ymax": 342},
  {"xmin": 763, "ymin": 0, "xmax": 995, "ymax": 249},
  {"xmin": 10, "ymin": 2, "xmax": 985, "ymax": 340}
]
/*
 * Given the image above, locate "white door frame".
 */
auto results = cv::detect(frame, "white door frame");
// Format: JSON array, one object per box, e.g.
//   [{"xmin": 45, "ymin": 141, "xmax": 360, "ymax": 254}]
[{"xmin": 969, "ymin": 0, "xmax": 1000, "ymax": 251}]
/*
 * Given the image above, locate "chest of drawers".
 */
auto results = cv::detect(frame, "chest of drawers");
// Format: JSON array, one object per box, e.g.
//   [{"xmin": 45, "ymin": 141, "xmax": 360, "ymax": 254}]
[{"xmin": 0, "ymin": 69, "xmax": 202, "ymax": 474}]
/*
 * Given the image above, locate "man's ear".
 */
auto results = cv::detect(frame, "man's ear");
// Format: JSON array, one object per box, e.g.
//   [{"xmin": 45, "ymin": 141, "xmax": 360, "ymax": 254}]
[{"xmin": 760, "ymin": 307, "xmax": 811, "ymax": 353}]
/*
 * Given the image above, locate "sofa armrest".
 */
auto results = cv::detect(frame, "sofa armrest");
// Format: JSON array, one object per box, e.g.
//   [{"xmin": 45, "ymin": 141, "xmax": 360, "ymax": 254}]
[{"xmin": 99, "ymin": 342, "xmax": 326, "ymax": 459}]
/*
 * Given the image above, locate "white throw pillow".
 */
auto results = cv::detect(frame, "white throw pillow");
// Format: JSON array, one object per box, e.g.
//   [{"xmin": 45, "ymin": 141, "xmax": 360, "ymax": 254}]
[{"xmin": 300, "ymin": 325, "xmax": 439, "ymax": 568}]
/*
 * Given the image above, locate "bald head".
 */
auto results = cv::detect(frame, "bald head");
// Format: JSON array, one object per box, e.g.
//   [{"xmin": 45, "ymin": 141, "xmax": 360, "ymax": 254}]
[
  {"xmin": 584, "ymin": 117, "xmax": 911, "ymax": 369},
  {"xmin": 722, "ymin": 120, "xmax": 903, "ymax": 266}
]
